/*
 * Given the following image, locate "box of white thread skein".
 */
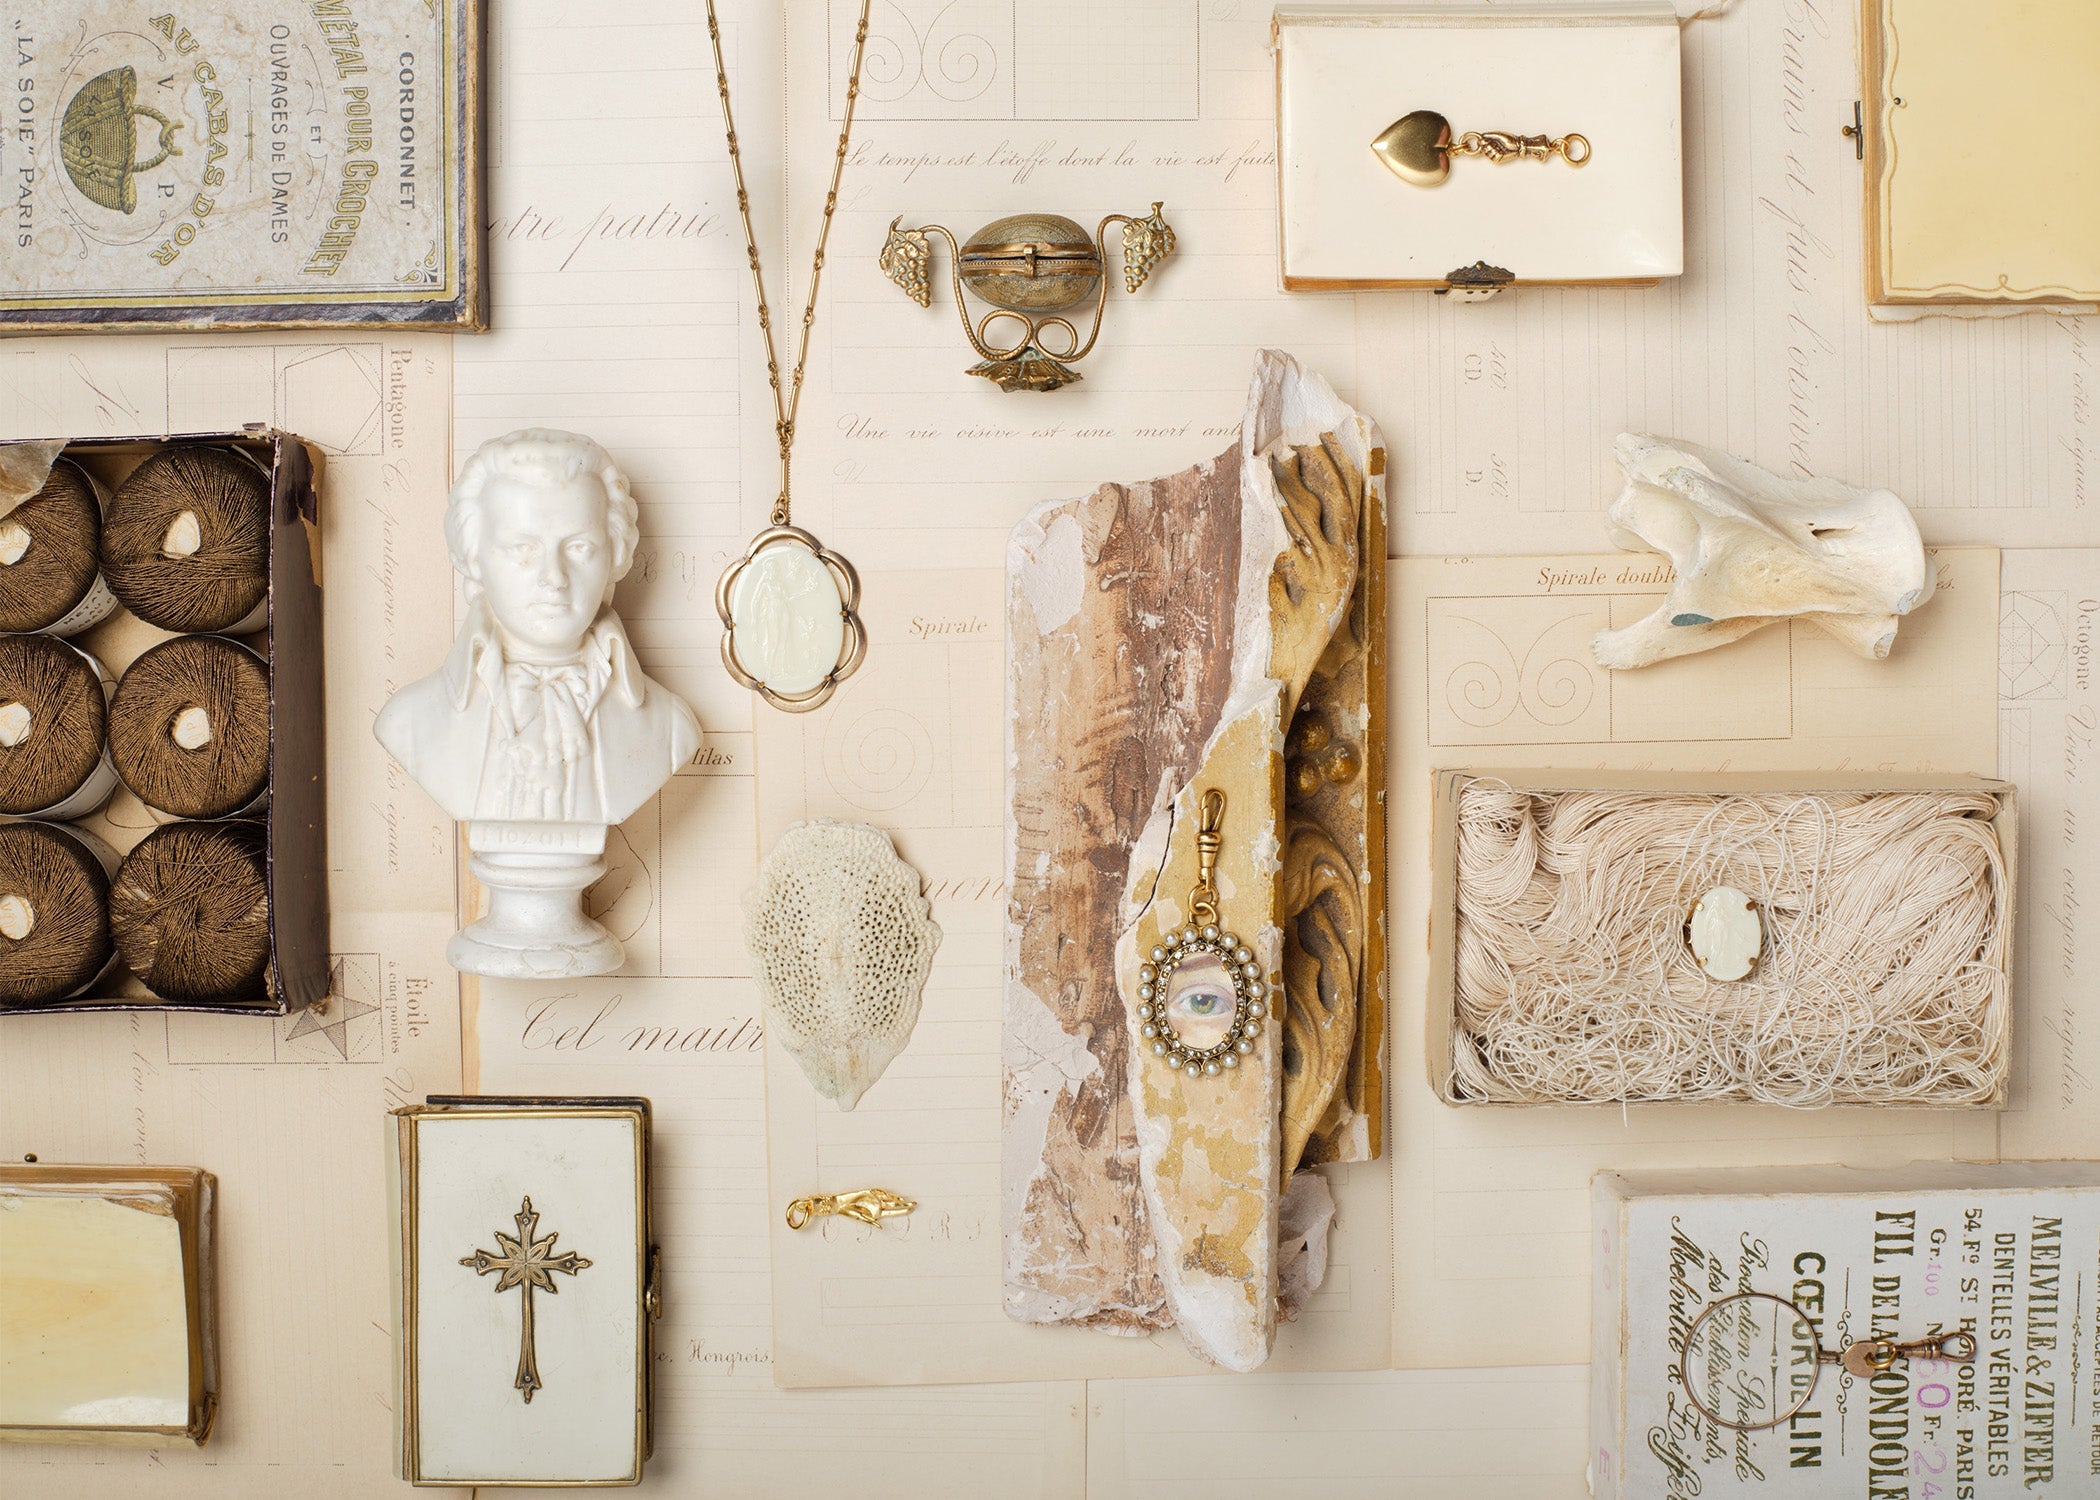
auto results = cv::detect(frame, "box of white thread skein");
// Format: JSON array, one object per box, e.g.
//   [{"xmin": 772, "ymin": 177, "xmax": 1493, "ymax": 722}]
[
  {"xmin": 1589, "ymin": 1163, "xmax": 2100, "ymax": 1500},
  {"xmin": 0, "ymin": 429, "xmax": 328, "ymax": 1017},
  {"xmin": 1424, "ymin": 769, "xmax": 2018, "ymax": 1108}
]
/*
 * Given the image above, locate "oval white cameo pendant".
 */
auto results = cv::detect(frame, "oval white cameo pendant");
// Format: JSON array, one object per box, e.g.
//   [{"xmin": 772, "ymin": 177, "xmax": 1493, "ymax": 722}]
[
  {"xmin": 1688, "ymin": 885, "xmax": 1760, "ymax": 981},
  {"xmin": 716, "ymin": 526, "xmax": 868, "ymax": 713},
  {"xmin": 1135, "ymin": 790, "xmax": 1272, "ymax": 1081}
]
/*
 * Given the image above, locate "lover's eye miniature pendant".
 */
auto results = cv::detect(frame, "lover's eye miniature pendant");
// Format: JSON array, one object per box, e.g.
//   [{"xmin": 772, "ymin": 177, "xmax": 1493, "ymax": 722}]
[{"xmin": 1135, "ymin": 789, "xmax": 1271, "ymax": 1080}]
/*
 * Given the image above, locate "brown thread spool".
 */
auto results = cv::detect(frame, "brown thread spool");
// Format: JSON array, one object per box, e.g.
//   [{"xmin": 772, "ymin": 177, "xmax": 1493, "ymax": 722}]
[
  {"xmin": 0, "ymin": 821, "xmax": 116, "ymax": 1008},
  {"xmin": 0, "ymin": 459, "xmax": 115, "ymax": 635},
  {"xmin": 110, "ymin": 819, "xmax": 271, "ymax": 1006},
  {"xmin": 103, "ymin": 446, "xmax": 270, "ymax": 633},
  {"xmin": 111, "ymin": 635, "xmax": 271, "ymax": 819},
  {"xmin": 0, "ymin": 633, "xmax": 115, "ymax": 817}
]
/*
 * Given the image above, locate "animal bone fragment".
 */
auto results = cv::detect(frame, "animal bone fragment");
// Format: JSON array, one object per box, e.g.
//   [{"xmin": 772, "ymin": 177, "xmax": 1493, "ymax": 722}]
[{"xmin": 1591, "ymin": 434, "xmax": 1935, "ymax": 670}]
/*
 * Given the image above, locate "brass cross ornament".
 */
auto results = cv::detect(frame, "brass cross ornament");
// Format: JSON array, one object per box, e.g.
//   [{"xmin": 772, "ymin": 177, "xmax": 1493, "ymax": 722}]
[{"xmin": 460, "ymin": 1194, "xmax": 593, "ymax": 1403}]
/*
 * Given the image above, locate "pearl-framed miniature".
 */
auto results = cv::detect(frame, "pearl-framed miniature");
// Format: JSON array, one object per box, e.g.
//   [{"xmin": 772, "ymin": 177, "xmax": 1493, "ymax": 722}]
[{"xmin": 1136, "ymin": 789, "xmax": 1272, "ymax": 1080}]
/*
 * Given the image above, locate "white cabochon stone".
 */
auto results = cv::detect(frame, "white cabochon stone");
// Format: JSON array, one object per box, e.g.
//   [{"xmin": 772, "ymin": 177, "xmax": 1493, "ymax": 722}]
[
  {"xmin": 1688, "ymin": 885, "xmax": 1760, "ymax": 981},
  {"xmin": 728, "ymin": 538, "xmax": 845, "ymax": 695}
]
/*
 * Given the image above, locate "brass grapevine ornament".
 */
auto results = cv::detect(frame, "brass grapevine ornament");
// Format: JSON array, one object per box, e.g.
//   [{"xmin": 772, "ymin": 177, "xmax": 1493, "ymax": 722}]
[
  {"xmin": 459, "ymin": 1195, "xmax": 593, "ymax": 1404},
  {"xmin": 1137, "ymin": 790, "xmax": 1272, "ymax": 1080},
  {"xmin": 707, "ymin": 0, "xmax": 871, "ymax": 712},
  {"xmin": 878, "ymin": 204, "xmax": 1176, "ymax": 392}
]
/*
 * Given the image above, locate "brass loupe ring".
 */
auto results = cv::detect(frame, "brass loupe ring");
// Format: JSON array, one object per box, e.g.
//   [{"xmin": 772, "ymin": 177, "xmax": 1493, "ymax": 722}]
[
  {"xmin": 1678, "ymin": 1291, "xmax": 1816, "ymax": 1433},
  {"xmin": 1679, "ymin": 1291, "xmax": 1979, "ymax": 1434},
  {"xmin": 1031, "ymin": 316, "xmax": 1081, "ymax": 360},
  {"xmin": 972, "ymin": 308, "xmax": 1087, "ymax": 362},
  {"xmin": 976, "ymin": 309, "xmax": 1036, "ymax": 361}
]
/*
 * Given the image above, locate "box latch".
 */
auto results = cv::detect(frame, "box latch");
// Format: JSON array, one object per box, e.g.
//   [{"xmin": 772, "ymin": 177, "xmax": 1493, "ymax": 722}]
[{"xmin": 1436, "ymin": 260, "xmax": 1515, "ymax": 302}]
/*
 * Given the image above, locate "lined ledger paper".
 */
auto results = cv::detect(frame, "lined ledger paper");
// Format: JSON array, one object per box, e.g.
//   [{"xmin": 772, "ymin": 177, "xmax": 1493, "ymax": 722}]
[
  {"xmin": 455, "ymin": 0, "xmax": 776, "ymax": 745},
  {"xmin": 474, "ymin": 980, "xmax": 1088, "ymax": 1495},
  {"xmin": 752, "ymin": 569, "xmax": 1395, "ymax": 1387},
  {"xmin": 1386, "ymin": 548, "xmax": 2004, "ymax": 1370},
  {"xmin": 1356, "ymin": 2, "xmax": 2097, "ymax": 556},
  {"xmin": 0, "ymin": 333, "xmax": 464, "ymax": 1499},
  {"xmin": 791, "ymin": 0, "xmax": 1357, "ymax": 574},
  {"xmin": 1993, "ymin": 550, "xmax": 2100, "ymax": 1163}
]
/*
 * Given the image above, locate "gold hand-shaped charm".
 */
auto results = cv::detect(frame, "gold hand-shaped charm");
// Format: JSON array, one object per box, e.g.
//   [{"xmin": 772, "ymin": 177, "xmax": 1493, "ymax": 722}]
[
  {"xmin": 1372, "ymin": 110, "xmax": 1591, "ymax": 187},
  {"xmin": 785, "ymin": 1186, "xmax": 917, "ymax": 1230}
]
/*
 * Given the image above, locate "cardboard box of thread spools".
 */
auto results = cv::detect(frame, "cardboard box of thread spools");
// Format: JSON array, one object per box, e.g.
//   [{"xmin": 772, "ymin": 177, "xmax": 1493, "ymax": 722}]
[
  {"xmin": 0, "ymin": 429, "xmax": 326, "ymax": 1016},
  {"xmin": 1590, "ymin": 1162, "xmax": 2100, "ymax": 1500},
  {"xmin": 1425, "ymin": 768, "xmax": 2018, "ymax": 1107}
]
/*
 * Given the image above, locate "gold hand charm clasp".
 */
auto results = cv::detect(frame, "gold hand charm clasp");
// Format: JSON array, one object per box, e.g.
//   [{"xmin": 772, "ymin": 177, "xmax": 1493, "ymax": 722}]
[
  {"xmin": 785, "ymin": 1186, "xmax": 917, "ymax": 1230},
  {"xmin": 1450, "ymin": 129, "xmax": 1590, "ymax": 166}
]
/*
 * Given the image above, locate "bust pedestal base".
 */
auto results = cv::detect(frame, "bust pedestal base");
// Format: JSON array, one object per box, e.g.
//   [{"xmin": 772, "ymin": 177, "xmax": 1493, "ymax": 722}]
[{"xmin": 451, "ymin": 821, "xmax": 623, "ymax": 978}]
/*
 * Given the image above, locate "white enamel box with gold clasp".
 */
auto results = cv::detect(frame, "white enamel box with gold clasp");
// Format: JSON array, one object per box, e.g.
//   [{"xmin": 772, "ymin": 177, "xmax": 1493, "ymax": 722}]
[
  {"xmin": 1274, "ymin": 3, "xmax": 1684, "ymax": 293},
  {"xmin": 389, "ymin": 1097, "xmax": 660, "ymax": 1487}
]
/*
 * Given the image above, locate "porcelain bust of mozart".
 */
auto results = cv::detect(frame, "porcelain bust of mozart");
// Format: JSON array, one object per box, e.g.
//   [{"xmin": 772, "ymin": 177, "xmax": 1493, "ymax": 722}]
[{"xmin": 377, "ymin": 428, "xmax": 702, "ymax": 977}]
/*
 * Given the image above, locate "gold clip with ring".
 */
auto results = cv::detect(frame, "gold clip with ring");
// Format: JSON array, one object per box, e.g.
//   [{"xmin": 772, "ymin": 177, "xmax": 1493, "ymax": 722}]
[
  {"xmin": 784, "ymin": 1186, "xmax": 917, "ymax": 1231},
  {"xmin": 1372, "ymin": 110, "xmax": 1591, "ymax": 187},
  {"xmin": 879, "ymin": 205, "xmax": 1176, "ymax": 392}
]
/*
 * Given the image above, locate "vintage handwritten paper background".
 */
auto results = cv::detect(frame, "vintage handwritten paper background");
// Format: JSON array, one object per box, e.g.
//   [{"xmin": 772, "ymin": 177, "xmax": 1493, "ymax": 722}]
[{"xmin": 3, "ymin": 0, "xmax": 2096, "ymax": 1495}]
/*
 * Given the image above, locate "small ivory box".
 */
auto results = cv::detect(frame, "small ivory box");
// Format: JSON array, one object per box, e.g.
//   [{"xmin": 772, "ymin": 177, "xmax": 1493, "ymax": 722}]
[
  {"xmin": 0, "ymin": 1164, "xmax": 217, "ymax": 1446},
  {"xmin": 1859, "ymin": 0, "xmax": 2100, "ymax": 315},
  {"xmin": 1274, "ymin": 3, "xmax": 1683, "ymax": 291},
  {"xmin": 391, "ymin": 1097, "xmax": 659, "ymax": 1487},
  {"xmin": 1591, "ymin": 1163, "xmax": 2100, "ymax": 1500}
]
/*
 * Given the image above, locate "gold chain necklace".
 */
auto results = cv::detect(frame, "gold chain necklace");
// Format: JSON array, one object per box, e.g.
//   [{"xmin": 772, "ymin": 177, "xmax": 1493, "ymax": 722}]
[{"xmin": 707, "ymin": 0, "xmax": 871, "ymax": 713}]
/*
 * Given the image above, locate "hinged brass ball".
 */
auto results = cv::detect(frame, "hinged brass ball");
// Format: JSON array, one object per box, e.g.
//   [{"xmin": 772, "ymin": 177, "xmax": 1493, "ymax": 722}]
[
  {"xmin": 879, "ymin": 202, "xmax": 1175, "ymax": 391},
  {"xmin": 957, "ymin": 214, "xmax": 1104, "ymax": 313}
]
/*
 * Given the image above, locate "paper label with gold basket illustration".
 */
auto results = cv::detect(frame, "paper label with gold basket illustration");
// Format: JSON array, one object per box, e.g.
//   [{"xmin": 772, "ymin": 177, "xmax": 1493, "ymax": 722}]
[{"xmin": 4, "ymin": 0, "xmax": 481, "ymax": 329}]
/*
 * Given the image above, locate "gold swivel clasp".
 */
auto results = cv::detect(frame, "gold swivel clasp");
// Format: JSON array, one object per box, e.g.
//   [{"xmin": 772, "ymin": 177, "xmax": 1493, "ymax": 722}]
[{"xmin": 1189, "ymin": 788, "xmax": 1226, "ymax": 928}]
